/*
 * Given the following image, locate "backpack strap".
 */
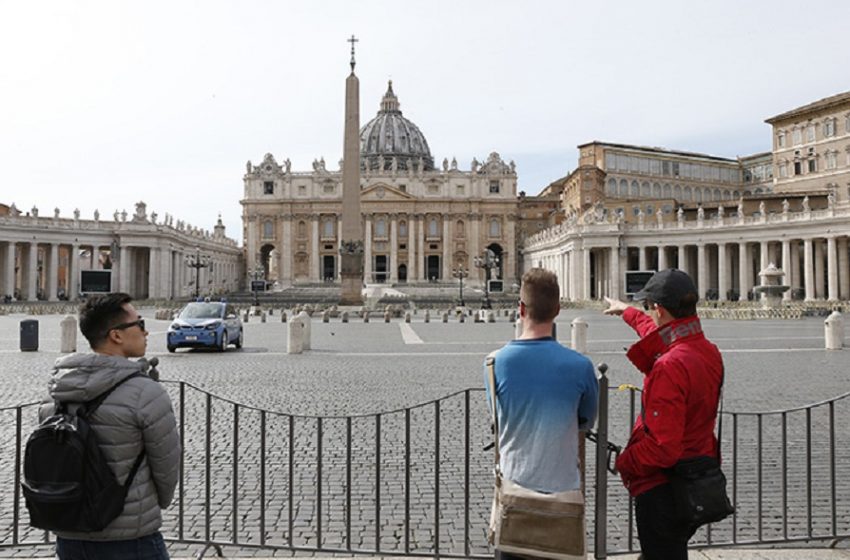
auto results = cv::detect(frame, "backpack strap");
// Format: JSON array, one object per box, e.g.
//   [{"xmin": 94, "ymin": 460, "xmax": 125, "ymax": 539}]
[
  {"xmin": 124, "ymin": 447, "xmax": 147, "ymax": 489},
  {"xmin": 79, "ymin": 372, "xmax": 145, "ymax": 418}
]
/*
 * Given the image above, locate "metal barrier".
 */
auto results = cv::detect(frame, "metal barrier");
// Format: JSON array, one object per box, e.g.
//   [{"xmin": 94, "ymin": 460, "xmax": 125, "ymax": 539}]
[{"xmin": 2, "ymin": 371, "xmax": 849, "ymax": 558}]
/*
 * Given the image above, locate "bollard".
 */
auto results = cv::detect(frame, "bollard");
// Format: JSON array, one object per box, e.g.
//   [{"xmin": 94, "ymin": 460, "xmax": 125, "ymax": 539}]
[
  {"xmin": 459, "ymin": 313, "xmax": 465, "ymax": 323},
  {"xmin": 322, "ymin": 310, "xmax": 330, "ymax": 323},
  {"xmin": 280, "ymin": 311, "xmax": 287, "ymax": 323},
  {"xmin": 515, "ymin": 318, "xmax": 523, "ymax": 339},
  {"xmin": 442, "ymin": 312, "xmax": 448, "ymax": 323},
  {"xmin": 825, "ymin": 311, "xmax": 844, "ymax": 350},
  {"xmin": 487, "ymin": 310, "xmax": 495, "ymax": 323},
  {"xmin": 60, "ymin": 315, "xmax": 77, "ymax": 353},
  {"xmin": 341, "ymin": 311, "xmax": 349, "ymax": 323},
  {"xmin": 20, "ymin": 319, "xmax": 39, "ymax": 352},
  {"xmin": 268, "ymin": 308, "xmax": 274, "ymax": 316},
  {"xmin": 509, "ymin": 310, "xmax": 516, "ymax": 322},
  {"xmin": 424, "ymin": 310, "xmax": 430, "ymax": 323},
  {"xmin": 261, "ymin": 312, "xmax": 267, "ymax": 323},
  {"xmin": 287, "ymin": 316, "xmax": 304, "ymax": 354},
  {"xmin": 243, "ymin": 312, "xmax": 250, "ymax": 323},
  {"xmin": 571, "ymin": 317, "xmax": 588, "ymax": 354},
  {"xmin": 363, "ymin": 311, "xmax": 370, "ymax": 323},
  {"xmin": 404, "ymin": 312, "xmax": 411, "ymax": 323},
  {"xmin": 384, "ymin": 311, "xmax": 391, "ymax": 323},
  {"xmin": 298, "ymin": 311, "xmax": 311, "ymax": 350}
]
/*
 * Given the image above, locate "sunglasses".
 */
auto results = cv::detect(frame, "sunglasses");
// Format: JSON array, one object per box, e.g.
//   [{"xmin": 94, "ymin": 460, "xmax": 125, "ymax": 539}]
[
  {"xmin": 111, "ymin": 318, "xmax": 146, "ymax": 332},
  {"xmin": 642, "ymin": 301, "xmax": 654, "ymax": 312}
]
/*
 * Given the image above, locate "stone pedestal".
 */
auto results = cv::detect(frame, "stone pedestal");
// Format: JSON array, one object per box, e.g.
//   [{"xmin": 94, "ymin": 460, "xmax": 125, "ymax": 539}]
[
  {"xmin": 571, "ymin": 317, "xmax": 588, "ymax": 354},
  {"xmin": 60, "ymin": 316, "xmax": 77, "ymax": 353},
  {"xmin": 297, "ymin": 311, "xmax": 311, "ymax": 350},
  {"xmin": 287, "ymin": 317, "xmax": 304, "ymax": 354},
  {"xmin": 825, "ymin": 311, "xmax": 844, "ymax": 350}
]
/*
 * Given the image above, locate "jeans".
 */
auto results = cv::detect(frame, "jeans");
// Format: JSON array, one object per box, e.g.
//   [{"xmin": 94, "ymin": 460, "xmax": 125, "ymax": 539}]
[
  {"xmin": 635, "ymin": 483, "xmax": 696, "ymax": 560},
  {"xmin": 56, "ymin": 532, "xmax": 169, "ymax": 560}
]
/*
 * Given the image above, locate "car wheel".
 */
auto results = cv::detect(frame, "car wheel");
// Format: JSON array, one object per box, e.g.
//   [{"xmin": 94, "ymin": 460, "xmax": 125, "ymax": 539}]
[
  {"xmin": 219, "ymin": 331, "xmax": 228, "ymax": 352},
  {"xmin": 167, "ymin": 345, "xmax": 176, "ymax": 353},
  {"xmin": 235, "ymin": 329, "xmax": 243, "ymax": 349}
]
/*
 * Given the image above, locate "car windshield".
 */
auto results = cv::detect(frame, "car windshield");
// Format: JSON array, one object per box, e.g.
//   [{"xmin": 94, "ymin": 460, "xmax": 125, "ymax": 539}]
[{"xmin": 179, "ymin": 303, "xmax": 223, "ymax": 320}]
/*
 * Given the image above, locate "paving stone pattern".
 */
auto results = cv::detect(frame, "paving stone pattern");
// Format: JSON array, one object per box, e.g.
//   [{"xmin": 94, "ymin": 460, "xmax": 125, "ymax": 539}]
[{"xmin": 0, "ymin": 310, "xmax": 849, "ymax": 557}]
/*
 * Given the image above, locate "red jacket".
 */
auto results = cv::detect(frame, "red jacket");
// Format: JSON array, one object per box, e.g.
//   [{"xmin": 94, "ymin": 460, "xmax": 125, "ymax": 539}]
[{"xmin": 615, "ymin": 307, "xmax": 724, "ymax": 497}]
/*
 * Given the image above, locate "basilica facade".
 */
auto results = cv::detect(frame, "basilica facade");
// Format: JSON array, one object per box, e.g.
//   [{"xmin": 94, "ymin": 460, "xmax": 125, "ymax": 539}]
[
  {"xmin": 523, "ymin": 90, "xmax": 850, "ymax": 302},
  {"xmin": 241, "ymin": 82, "xmax": 519, "ymax": 290}
]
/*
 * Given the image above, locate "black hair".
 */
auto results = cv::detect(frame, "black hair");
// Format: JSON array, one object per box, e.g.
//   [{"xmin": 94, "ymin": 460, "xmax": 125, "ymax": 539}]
[
  {"xmin": 662, "ymin": 292, "xmax": 698, "ymax": 319},
  {"xmin": 78, "ymin": 292, "xmax": 133, "ymax": 349}
]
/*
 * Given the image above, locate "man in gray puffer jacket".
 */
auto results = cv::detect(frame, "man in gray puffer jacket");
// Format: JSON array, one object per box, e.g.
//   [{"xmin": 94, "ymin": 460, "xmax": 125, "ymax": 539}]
[{"xmin": 40, "ymin": 292, "xmax": 180, "ymax": 560}]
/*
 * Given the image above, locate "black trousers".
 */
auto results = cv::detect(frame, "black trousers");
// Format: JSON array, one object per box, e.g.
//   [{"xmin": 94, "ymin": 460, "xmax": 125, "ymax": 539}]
[{"xmin": 635, "ymin": 483, "xmax": 696, "ymax": 560}]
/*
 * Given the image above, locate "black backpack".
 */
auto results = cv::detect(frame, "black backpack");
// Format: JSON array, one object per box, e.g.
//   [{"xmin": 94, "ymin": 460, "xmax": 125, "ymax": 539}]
[{"xmin": 22, "ymin": 373, "xmax": 147, "ymax": 532}]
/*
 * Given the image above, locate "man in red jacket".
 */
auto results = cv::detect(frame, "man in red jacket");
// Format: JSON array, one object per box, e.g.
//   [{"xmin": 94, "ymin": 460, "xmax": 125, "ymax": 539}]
[{"xmin": 604, "ymin": 269, "xmax": 723, "ymax": 560}]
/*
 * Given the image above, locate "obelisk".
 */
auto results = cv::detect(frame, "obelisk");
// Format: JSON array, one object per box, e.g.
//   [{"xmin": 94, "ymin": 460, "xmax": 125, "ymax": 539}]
[{"xmin": 339, "ymin": 35, "xmax": 364, "ymax": 305}]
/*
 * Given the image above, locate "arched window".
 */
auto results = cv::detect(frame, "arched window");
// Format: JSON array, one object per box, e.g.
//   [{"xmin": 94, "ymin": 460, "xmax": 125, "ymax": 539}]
[
  {"xmin": 713, "ymin": 189, "xmax": 721, "ymax": 201},
  {"xmin": 489, "ymin": 218, "xmax": 501, "ymax": 238},
  {"xmin": 653, "ymin": 183, "xmax": 661, "ymax": 198},
  {"xmin": 723, "ymin": 190, "xmax": 732, "ymax": 201},
  {"xmin": 428, "ymin": 218, "xmax": 439, "ymax": 237},
  {"xmin": 297, "ymin": 221, "xmax": 307, "ymax": 238},
  {"xmin": 323, "ymin": 218, "xmax": 334, "ymax": 238},
  {"xmin": 674, "ymin": 185, "xmax": 682, "ymax": 199},
  {"xmin": 607, "ymin": 178, "xmax": 617, "ymax": 196},
  {"xmin": 398, "ymin": 220, "xmax": 407, "ymax": 237},
  {"xmin": 683, "ymin": 186, "xmax": 692, "ymax": 201},
  {"xmin": 619, "ymin": 179, "xmax": 628, "ymax": 197},
  {"xmin": 262, "ymin": 220, "xmax": 273, "ymax": 239},
  {"xmin": 375, "ymin": 218, "xmax": 387, "ymax": 237},
  {"xmin": 456, "ymin": 220, "xmax": 465, "ymax": 237},
  {"xmin": 663, "ymin": 184, "xmax": 672, "ymax": 198},
  {"xmin": 641, "ymin": 181, "xmax": 650, "ymax": 197},
  {"xmin": 631, "ymin": 180, "xmax": 640, "ymax": 197}
]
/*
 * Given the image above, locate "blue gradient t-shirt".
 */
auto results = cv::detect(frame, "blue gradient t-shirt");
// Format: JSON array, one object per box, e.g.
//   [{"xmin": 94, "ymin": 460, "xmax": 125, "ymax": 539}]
[{"xmin": 485, "ymin": 337, "xmax": 598, "ymax": 493}]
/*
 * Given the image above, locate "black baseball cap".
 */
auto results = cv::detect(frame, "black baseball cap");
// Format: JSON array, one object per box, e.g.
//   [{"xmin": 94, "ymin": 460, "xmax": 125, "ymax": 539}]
[{"xmin": 633, "ymin": 268, "xmax": 698, "ymax": 309}]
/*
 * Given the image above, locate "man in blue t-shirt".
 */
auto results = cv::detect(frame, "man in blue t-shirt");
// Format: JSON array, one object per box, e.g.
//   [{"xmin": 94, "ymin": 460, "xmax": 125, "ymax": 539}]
[{"xmin": 485, "ymin": 268, "xmax": 598, "ymax": 559}]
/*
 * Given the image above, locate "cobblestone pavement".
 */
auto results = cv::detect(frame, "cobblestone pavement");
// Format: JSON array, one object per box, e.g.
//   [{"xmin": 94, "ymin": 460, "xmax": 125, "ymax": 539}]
[{"xmin": 0, "ymin": 308, "xmax": 849, "ymax": 558}]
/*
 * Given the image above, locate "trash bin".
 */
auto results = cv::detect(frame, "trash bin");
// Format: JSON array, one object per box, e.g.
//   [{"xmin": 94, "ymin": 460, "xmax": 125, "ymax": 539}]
[{"xmin": 20, "ymin": 319, "xmax": 39, "ymax": 352}]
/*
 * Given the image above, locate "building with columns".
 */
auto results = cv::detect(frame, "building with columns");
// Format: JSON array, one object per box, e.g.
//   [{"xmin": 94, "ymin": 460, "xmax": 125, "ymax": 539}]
[
  {"xmin": 241, "ymin": 81, "xmax": 519, "ymax": 290},
  {"xmin": 0, "ymin": 201, "xmax": 241, "ymax": 301},
  {"xmin": 523, "ymin": 90, "xmax": 850, "ymax": 302}
]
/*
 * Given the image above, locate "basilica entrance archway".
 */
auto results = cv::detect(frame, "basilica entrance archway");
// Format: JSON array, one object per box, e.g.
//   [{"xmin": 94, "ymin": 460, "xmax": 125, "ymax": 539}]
[
  {"xmin": 374, "ymin": 255, "xmax": 388, "ymax": 283},
  {"xmin": 398, "ymin": 264, "xmax": 407, "ymax": 283},
  {"xmin": 426, "ymin": 255, "xmax": 440, "ymax": 281},
  {"xmin": 322, "ymin": 255, "xmax": 336, "ymax": 282}
]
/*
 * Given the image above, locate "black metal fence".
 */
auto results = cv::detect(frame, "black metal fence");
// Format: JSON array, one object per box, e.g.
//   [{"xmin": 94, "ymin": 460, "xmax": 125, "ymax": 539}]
[{"xmin": 1, "ymin": 369, "xmax": 849, "ymax": 558}]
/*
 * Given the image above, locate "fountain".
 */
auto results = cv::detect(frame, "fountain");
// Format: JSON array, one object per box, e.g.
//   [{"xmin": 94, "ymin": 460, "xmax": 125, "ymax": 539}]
[{"xmin": 753, "ymin": 263, "xmax": 790, "ymax": 309}]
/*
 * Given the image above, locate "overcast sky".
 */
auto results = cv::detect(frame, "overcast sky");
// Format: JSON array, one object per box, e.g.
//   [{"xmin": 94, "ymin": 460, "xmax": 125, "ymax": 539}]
[{"xmin": 1, "ymin": 0, "xmax": 847, "ymax": 243}]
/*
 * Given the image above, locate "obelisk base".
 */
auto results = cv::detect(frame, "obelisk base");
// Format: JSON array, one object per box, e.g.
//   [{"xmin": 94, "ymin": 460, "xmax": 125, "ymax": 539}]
[{"xmin": 339, "ymin": 246, "xmax": 364, "ymax": 305}]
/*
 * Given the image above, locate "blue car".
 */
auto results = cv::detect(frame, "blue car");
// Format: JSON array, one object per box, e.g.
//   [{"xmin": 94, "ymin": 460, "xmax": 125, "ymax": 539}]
[{"xmin": 167, "ymin": 301, "xmax": 243, "ymax": 352}]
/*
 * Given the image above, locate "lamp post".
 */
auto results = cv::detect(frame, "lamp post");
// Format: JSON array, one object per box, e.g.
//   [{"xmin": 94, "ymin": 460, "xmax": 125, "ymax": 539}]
[
  {"xmin": 185, "ymin": 246, "xmax": 210, "ymax": 299},
  {"xmin": 474, "ymin": 249, "xmax": 500, "ymax": 310},
  {"xmin": 250, "ymin": 262, "xmax": 265, "ymax": 306},
  {"xmin": 452, "ymin": 266, "xmax": 469, "ymax": 307}
]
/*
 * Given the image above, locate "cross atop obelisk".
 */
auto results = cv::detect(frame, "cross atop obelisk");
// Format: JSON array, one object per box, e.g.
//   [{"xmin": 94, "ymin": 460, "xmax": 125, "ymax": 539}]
[
  {"xmin": 347, "ymin": 34, "xmax": 358, "ymax": 72},
  {"xmin": 339, "ymin": 35, "xmax": 364, "ymax": 305}
]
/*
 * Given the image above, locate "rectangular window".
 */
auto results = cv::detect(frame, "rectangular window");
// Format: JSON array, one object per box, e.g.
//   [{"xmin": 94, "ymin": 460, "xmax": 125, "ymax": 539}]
[
  {"xmin": 298, "ymin": 185, "xmax": 306, "ymax": 195},
  {"xmin": 777, "ymin": 132, "xmax": 785, "ymax": 148},
  {"xmin": 806, "ymin": 125, "xmax": 816, "ymax": 142},
  {"xmin": 779, "ymin": 162, "xmax": 787, "ymax": 178},
  {"xmin": 323, "ymin": 184, "xmax": 335, "ymax": 194},
  {"xmin": 456, "ymin": 185, "xmax": 465, "ymax": 195},
  {"xmin": 489, "ymin": 180, "xmax": 500, "ymax": 193},
  {"xmin": 263, "ymin": 181, "xmax": 274, "ymax": 195},
  {"xmin": 825, "ymin": 119, "xmax": 835, "ymax": 137},
  {"xmin": 672, "ymin": 162, "xmax": 680, "ymax": 177},
  {"xmin": 794, "ymin": 161, "xmax": 802, "ymax": 175},
  {"xmin": 808, "ymin": 159, "xmax": 817, "ymax": 173},
  {"xmin": 650, "ymin": 159, "xmax": 661, "ymax": 175},
  {"xmin": 793, "ymin": 129, "xmax": 802, "ymax": 145},
  {"xmin": 398, "ymin": 184, "xmax": 406, "ymax": 192},
  {"xmin": 604, "ymin": 153, "xmax": 616, "ymax": 170},
  {"xmin": 826, "ymin": 152, "xmax": 837, "ymax": 169},
  {"xmin": 662, "ymin": 161, "xmax": 670, "ymax": 176}
]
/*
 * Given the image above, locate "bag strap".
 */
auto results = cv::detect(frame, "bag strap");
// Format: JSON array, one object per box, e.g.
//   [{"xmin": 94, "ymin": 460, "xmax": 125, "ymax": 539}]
[
  {"xmin": 485, "ymin": 356, "xmax": 500, "ymax": 467},
  {"xmin": 124, "ymin": 447, "xmax": 147, "ymax": 489},
  {"xmin": 80, "ymin": 372, "xmax": 145, "ymax": 418},
  {"xmin": 716, "ymin": 365, "xmax": 725, "ymax": 461}
]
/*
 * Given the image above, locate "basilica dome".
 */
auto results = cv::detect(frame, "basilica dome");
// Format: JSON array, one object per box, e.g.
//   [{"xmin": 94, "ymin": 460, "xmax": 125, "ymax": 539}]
[{"xmin": 360, "ymin": 81, "xmax": 434, "ymax": 172}]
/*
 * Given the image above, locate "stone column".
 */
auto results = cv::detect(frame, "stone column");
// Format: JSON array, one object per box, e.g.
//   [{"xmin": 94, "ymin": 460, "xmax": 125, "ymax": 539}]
[
  {"xmin": 281, "ymin": 215, "xmax": 292, "ymax": 285},
  {"xmin": 839, "ymin": 237, "xmax": 850, "ymax": 301},
  {"xmin": 760, "ymin": 241, "xmax": 769, "ymax": 274},
  {"xmin": 470, "ymin": 214, "xmax": 481, "ymax": 280},
  {"xmin": 738, "ymin": 242, "xmax": 750, "ymax": 301},
  {"xmin": 609, "ymin": 246, "xmax": 620, "ymax": 299},
  {"xmin": 119, "ymin": 245, "xmax": 131, "ymax": 295},
  {"xmin": 310, "ymin": 217, "xmax": 320, "ymax": 282},
  {"xmin": 442, "ymin": 218, "xmax": 451, "ymax": 281},
  {"xmin": 69, "ymin": 243, "xmax": 79, "ymax": 299},
  {"xmin": 246, "ymin": 216, "xmax": 258, "ymax": 285},
  {"xmin": 364, "ymin": 216, "xmax": 373, "ymax": 284},
  {"xmin": 638, "ymin": 246, "xmax": 647, "ymax": 271},
  {"xmin": 804, "ymin": 238, "xmax": 814, "ymax": 301},
  {"xmin": 658, "ymin": 245, "xmax": 668, "ymax": 271},
  {"xmin": 4, "ymin": 242, "xmax": 16, "ymax": 299},
  {"xmin": 814, "ymin": 239, "xmax": 825, "ymax": 299},
  {"xmin": 717, "ymin": 243, "xmax": 727, "ymax": 302},
  {"xmin": 827, "ymin": 236, "xmax": 838, "ymax": 301},
  {"xmin": 407, "ymin": 214, "xmax": 416, "ymax": 282},
  {"xmin": 390, "ymin": 216, "xmax": 398, "ymax": 283},
  {"xmin": 697, "ymin": 243, "xmax": 707, "ymax": 298},
  {"xmin": 678, "ymin": 244, "xmax": 688, "ymax": 275},
  {"xmin": 582, "ymin": 247, "xmax": 591, "ymax": 300},
  {"xmin": 506, "ymin": 217, "xmax": 517, "ymax": 282},
  {"xmin": 148, "ymin": 247, "xmax": 161, "ymax": 299},
  {"xmin": 417, "ymin": 216, "xmax": 425, "ymax": 281},
  {"xmin": 47, "ymin": 243, "xmax": 59, "ymax": 301},
  {"xmin": 27, "ymin": 242, "xmax": 38, "ymax": 301},
  {"xmin": 782, "ymin": 240, "xmax": 792, "ymax": 301},
  {"xmin": 791, "ymin": 241, "xmax": 802, "ymax": 296}
]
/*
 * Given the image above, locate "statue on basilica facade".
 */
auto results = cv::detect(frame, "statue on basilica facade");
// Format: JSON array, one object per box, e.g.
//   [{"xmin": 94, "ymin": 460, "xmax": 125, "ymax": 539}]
[
  {"xmin": 677, "ymin": 206, "xmax": 684, "ymax": 224},
  {"xmin": 246, "ymin": 160, "xmax": 252, "ymax": 173},
  {"xmin": 697, "ymin": 205, "xmax": 704, "ymax": 221},
  {"xmin": 471, "ymin": 157, "xmax": 479, "ymax": 173},
  {"xmin": 450, "ymin": 157, "xmax": 458, "ymax": 171},
  {"xmin": 828, "ymin": 189, "xmax": 836, "ymax": 209},
  {"xmin": 73, "ymin": 208, "xmax": 80, "ymax": 220},
  {"xmin": 782, "ymin": 199, "xmax": 790, "ymax": 213},
  {"xmin": 54, "ymin": 208, "xmax": 60, "ymax": 219},
  {"xmin": 717, "ymin": 205, "xmax": 724, "ymax": 219},
  {"xmin": 758, "ymin": 201, "xmax": 766, "ymax": 217},
  {"xmin": 737, "ymin": 198, "xmax": 744, "ymax": 217},
  {"xmin": 802, "ymin": 195, "xmax": 810, "ymax": 212},
  {"xmin": 94, "ymin": 209, "xmax": 100, "ymax": 222},
  {"xmin": 284, "ymin": 158, "xmax": 291, "ymax": 174}
]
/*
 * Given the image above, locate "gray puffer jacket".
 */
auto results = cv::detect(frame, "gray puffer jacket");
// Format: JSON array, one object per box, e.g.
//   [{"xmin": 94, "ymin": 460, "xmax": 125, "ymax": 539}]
[{"xmin": 39, "ymin": 353, "xmax": 180, "ymax": 540}]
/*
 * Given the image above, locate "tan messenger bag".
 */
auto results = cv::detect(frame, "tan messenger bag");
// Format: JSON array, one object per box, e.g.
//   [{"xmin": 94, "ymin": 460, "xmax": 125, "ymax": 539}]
[{"xmin": 486, "ymin": 356, "xmax": 586, "ymax": 560}]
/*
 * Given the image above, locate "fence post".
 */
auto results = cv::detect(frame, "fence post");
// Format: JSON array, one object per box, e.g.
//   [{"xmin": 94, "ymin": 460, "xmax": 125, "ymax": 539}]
[{"xmin": 595, "ymin": 362, "xmax": 609, "ymax": 559}]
